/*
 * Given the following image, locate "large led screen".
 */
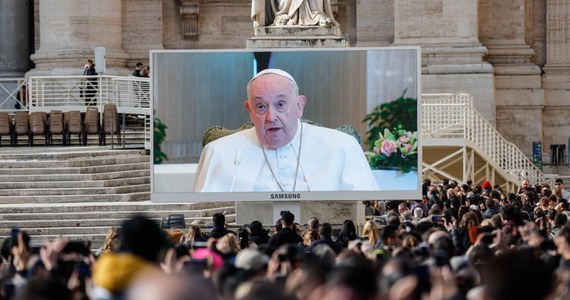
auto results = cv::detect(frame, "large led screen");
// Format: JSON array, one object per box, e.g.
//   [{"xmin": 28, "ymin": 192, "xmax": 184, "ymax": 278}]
[{"xmin": 151, "ymin": 47, "xmax": 421, "ymax": 202}]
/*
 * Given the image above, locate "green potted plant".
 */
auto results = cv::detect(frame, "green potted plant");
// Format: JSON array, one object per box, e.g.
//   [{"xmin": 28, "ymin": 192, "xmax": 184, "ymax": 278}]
[
  {"xmin": 362, "ymin": 90, "xmax": 418, "ymax": 173},
  {"xmin": 153, "ymin": 112, "xmax": 168, "ymax": 164}
]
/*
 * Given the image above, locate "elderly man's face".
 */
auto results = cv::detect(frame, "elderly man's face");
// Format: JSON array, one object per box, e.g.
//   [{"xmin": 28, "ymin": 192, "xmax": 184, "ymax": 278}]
[{"xmin": 245, "ymin": 74, "xmax": 306, "ymax": 149}]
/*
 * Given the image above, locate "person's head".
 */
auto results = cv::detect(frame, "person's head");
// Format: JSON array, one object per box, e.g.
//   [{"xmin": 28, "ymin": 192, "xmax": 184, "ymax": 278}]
[
  {"xmin": 320, "ymin": 222, "xmax": 333, "ymax": 238},
  {"xmin": 398, "ymin": 202, "xmax": 409, "ymax": 214},
  {"xmin": 216, "ymin": 233, "xmax": 240, "ymax": 255},
  {"xmin": 459, "ymin": 211, "xmax": 480, "ymax": 229},
  {"xmin": 136, "ymin": 62, "xmax": 143, "ymax": 69},
  {"xmin": 212, "ymin": 213, "xmax": 225, "ymax": 227},
  {"xmin": 380, "ymin": 225, "xmax": 401, "ymax": 247},
  {"xmin": 127, "ymin": 273, "xmax": 218, "ymax": 300},
  {"xmin": 185, "ymin": 225, "xmax": 202, "ymax": 243},
  {"xmin": 142, "ymin": 66, "xmax": 150, "ymax": 76},
  {"xmin": 554, "ymin": 212, "xmax": 568, "ymax": 227},
  {"xmin": 279, "ymin": 211, "xmax": 295, "ymax": 228},
  {"xmin": 249, "ymin": 220, "xmax": 264, "ymax": 233},
  {"xmin": 15, "ymin": 277, "xmax": 72, "ymax": 300},
  {"xmin": 307, "ymin": 217, "xmax": 320, "ymax": 232},
  {"xmin": 412, "ymin": 207, "xmax": 423, "ymax": 219},
  {"xmin": 555, "ymin": 178, "xmax": 565, "ymax": 190},
  {"xmin": 484, "ymin": 249, "xmax": 554, "ymax": 300},
  {"xmin": 245, "ymin": 69, "xmax": 307, "ymax": 149},
  {"xmin": 119, "ymin": 216, "xmax": 168, "ymax": 263},
  {"xmin": 362, "ymin": 220, "xmax": 379, "ymax": 246},
  {"xmin": 482, "ymin": 180, "xmax": 492, "ymax": 191},
  {"xmin": 556, "ymin": 224, "xmax": 570, "ymax": 258},
  {"xmin": 235, "ymin": 248, "xmax": 269, "ymax": 275},
  {"xmin": 86, "ymin": 59, "xmax": 94, "ymax": 67},
  {"xmin": 338, "ymin": 219, "xmax": 357, "ymax": 241},
  {"xmin": 502, "ymin": 204, "xmax": 517, "ymax": 222}
]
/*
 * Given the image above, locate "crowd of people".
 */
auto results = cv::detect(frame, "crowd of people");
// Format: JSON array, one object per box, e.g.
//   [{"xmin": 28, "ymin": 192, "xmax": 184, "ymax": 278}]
[{"xmin": 3, "ymin": 178, "xmax": 570, "ymax": 299}]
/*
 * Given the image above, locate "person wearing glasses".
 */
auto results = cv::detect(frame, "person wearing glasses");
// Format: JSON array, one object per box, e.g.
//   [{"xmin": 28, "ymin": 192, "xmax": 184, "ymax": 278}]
[
  {"xmin": 555, "ymin": 178, "xmax": 570, "ymax": 201},
  {"xmin": 193, "ymin": 68, "xmax": 378, "ymax": 192}
]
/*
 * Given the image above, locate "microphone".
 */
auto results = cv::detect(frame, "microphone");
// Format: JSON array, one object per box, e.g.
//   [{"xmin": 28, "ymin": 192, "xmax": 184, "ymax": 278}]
[{"xmin": 230, "ymin": 149, "xmax": 242, "ymax": 192}]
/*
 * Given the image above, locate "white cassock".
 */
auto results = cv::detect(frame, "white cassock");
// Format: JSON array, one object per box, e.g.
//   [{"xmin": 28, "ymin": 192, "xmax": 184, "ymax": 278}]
[{"xmin": 193, "ymin": 120, "xmax": 379, "ymax": 192}]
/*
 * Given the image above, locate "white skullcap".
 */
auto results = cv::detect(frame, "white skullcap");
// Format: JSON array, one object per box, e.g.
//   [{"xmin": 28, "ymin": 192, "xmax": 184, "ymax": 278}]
[{"xmin": 248, "ymin": 68, "xmax": 298, "ymax": 87}]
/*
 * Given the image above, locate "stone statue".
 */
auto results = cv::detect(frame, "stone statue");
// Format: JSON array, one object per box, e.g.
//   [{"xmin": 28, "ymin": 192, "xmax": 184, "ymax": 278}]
[{"xmin": 251, "ymin": 0, "xmax": 337, "ymax": 28}]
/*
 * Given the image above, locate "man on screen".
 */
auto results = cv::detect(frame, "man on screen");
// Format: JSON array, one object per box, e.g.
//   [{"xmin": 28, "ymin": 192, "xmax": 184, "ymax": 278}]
[{"xmin": 193, "ymin": 68, "xmax": 378, "ymax": 192}]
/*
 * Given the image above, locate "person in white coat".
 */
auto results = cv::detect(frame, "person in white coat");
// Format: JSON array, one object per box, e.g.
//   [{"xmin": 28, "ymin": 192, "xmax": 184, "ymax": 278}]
[{"xmin": 193, "ymin": 68, "xmax": 378, "ymax": 192}]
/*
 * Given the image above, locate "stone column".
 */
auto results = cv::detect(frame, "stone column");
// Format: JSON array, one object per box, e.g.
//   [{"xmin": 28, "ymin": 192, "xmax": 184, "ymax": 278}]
[
  {"xmin": 479, "ymin": 0, "xmax": 544, "ymax": 157},
  {"xmin": 542, "ymin": 0, "xmax": 570, "ymax": 157},
  {"xmin": 393, "ymin": 0, "xmax": 495, "ymax": 123},
  {"xmin": 0, "ymin": 0, "xmax": 31, "ymax": 77},
  {"xmin": 29, "ymin": 0, "xmax": 129, "ymax": 75}
]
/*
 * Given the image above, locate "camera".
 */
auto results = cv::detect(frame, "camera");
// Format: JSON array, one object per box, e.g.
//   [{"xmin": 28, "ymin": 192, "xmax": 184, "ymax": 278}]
[{"xmin": 431, "ymin": 214, "xmax": 442, "ymax": 223}]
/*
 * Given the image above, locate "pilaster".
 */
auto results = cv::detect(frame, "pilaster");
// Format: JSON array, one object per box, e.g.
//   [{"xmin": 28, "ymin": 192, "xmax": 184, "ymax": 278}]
[
  {"xmin": 479, "ymin": 0, "xmax": 544, "ymax": 156},
  {"xmin": 394, "ymin": 0, "xmax": 495, "ymax": 123},
  {"xmin": 542, "ymin": 0, "xmax": 570, "ymax": 151},
  {"xmin": 29, "ymin": 0, "xmax": 129, "ymax": 75}
]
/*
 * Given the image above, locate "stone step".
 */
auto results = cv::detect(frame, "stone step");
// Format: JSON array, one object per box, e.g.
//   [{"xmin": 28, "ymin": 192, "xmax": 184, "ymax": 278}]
[
  {"xmin": 0, "ymin": 155, "xmax": 148, "ymax": 169},
  {"xmin": 0, "ymin": 169, "xmax": 150, "ymax": 182},
  {"xmin": 0, "ymin": 201, "xmax": 234, "ymax": 214},
  {"xmin": 0, "ymin": 207, "xmax": 235, "ymax": 221},
  {"xmin": 0, "ymin": 215, "xmax": 238, "ymax": 238},
  {"xmin": 0, "ymin": 183, "xmax": 150, "ymax": 196},
  {"xmin": 21, "ymin": 234, "xmax": 108, "ymax": 246},
  {"xmin": 0, "ymin": 177, "xmax": 150, "ymax": 189},
  {"xmin": 0, "ymin": 148, "xmax": 147, "ymax": 161},
  {"xmin": 0, "ymin": 192, "xmax": 150, "ymax": 204},
  {"xmin": 0, "ymin": 212, "xmax": 236, "ymax": 228},
  {"xmin": 0, "ymin": 162, "xmax": 149, "ymax": 176}
]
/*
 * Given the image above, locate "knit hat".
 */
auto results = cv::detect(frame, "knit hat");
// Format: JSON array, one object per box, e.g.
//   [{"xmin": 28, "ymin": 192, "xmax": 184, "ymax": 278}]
[
  {"xmin": 235, "ymin": 249, "xmax": 269, "ymax": 272},
  {"xmin": 482, "ymin": 181, "xmax": 492, "ymax": 190}
]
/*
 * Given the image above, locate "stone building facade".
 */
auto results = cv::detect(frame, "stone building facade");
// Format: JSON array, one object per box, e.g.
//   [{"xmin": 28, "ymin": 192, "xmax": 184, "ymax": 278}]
[{"xmin": 0, "ymin": 0, "xmax": 569, "ymax": 161}]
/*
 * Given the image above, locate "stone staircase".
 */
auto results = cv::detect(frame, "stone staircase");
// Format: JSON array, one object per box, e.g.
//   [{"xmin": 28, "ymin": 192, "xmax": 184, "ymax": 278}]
[{"xmin": 0, "ymin": 147, "xmax": 235, "ymax": 248}]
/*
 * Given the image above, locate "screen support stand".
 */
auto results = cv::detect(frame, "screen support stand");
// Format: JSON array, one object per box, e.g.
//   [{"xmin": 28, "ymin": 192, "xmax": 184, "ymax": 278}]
[{"xmin": 235, "ymin": 201, "xmax": 365, "ymax": 227}]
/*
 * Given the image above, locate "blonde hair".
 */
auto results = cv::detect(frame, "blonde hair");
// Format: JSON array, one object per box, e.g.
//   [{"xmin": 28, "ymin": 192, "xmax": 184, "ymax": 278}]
[
  {"xmin": 303, "ymin": 230, "xmax": 319, "ymax": 246},
  {"xmin": 184, "ymin": 225, "xmax": 203, "ymax": 244},
  {"xmin": 362, "ymin": 220, "xmax": 379, "ymax": 246},
  {"xmin": 221, "ymin": 233, "xmax": 241, "ymax": 254},
  {"xmin": 101, "ymin": 227, "xmax": 120, "ymax": 254}
]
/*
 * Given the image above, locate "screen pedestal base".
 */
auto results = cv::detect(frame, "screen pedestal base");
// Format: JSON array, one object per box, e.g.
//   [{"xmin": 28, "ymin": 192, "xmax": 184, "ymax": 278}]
[{"xmin": 235, "ymin": 200, "xmax": 365, "ymax": 227}]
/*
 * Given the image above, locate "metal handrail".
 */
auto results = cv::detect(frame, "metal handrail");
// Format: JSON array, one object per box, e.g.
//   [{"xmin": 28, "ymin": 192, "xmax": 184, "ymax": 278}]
[
  {"xmin": 0, "ymin": 77, "xmax": 556, "ymax": 184},
  {"xmin": 1, "ymin": 76, "xmax": 151, "ymax": 149},
  {"xmin": 421, "ymin": 93, "xmax": 553, "ymax": 185}
]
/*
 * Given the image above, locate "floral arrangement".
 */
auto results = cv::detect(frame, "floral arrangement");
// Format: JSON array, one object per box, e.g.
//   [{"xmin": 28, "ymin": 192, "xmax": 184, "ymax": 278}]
[{"xmin": 366, "ymin": 124, "xmax": 418, "ymax": 173}]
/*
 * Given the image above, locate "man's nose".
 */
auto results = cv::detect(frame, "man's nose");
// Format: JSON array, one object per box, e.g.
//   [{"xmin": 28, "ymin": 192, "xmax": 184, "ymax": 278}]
[{"xmin": 265, "ymin": 107, "xmax": 277, "ymax": 122}]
